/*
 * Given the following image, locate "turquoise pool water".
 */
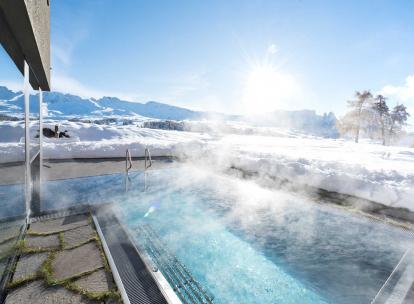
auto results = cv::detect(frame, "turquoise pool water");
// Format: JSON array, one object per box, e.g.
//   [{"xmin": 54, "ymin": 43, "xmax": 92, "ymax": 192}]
[{"xmin": 42, "ymin": 167, "xmax": 414, "ymax": 304}]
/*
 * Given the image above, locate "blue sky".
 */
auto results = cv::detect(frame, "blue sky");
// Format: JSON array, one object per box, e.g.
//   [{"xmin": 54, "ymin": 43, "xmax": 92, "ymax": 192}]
[{"xmin": 1, "ymin": 0, "xmax": 414, "ymax": 118}]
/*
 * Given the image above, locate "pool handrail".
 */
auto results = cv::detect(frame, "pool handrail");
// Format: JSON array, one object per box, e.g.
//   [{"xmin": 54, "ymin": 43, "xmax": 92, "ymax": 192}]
[
  {"xmin": 145, "ymin": 147, "xmax": 152, "ymax": 171},
  {"xmin": 126, "ymin": 149, "xmax": 133, "ymax": 175}
]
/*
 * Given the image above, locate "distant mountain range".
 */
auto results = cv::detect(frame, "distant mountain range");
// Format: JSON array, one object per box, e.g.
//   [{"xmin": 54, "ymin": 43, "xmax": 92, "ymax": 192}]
[
  {"xmin": 0, "ymin": 86, "xmax": 206, "ymax": 120},
  {"xmin": 0, "ymin": 86, "xmax": 339, "ymax": 137}
]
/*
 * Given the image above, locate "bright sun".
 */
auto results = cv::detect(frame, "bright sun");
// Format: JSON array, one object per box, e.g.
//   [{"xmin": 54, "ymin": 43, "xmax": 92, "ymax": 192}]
[{"xmin": 242, "ymin": 63, "xmax": 298, "ymax": 115}]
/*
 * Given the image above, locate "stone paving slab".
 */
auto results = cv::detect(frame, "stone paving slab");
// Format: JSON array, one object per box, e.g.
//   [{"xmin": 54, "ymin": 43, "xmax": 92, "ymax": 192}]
[
  {"xmin": 63, "ymin": 225, "xmax": 96, "ymax": 249},
  {"xmin": 0, "ymin": 239, "xmax": 15, "ymax": 259},
  {"xmin": 5, "ymin": 214, "xmax": 119, "ymax": 303},
  {"xmin": 0, "ymin": 258, "xmax": 7, "ymax": 277},
  {"xmin": 52, "ymin": 242, "xmax": 104, "ymax": 281},
  {"xmin": 30, "ymin": 214, "xmax": 90, "ymax": 234},
  {"xmin": 73, "ymin": 269, "xmax": 113, "ymax": 293},
  {"xmin": 12, "ymin": 253, "xmax": 49, "ymax": 282},
  {"xmin": 26, "ymin": 234, "xmax": 60, "ymax": 250},
  {"xmin": 0, "ymin": 225, "xmax": 21, "ymax": 244},
  {"xmin": 5, "ymin": 280, "xmax": 99, "ymax": 304}
]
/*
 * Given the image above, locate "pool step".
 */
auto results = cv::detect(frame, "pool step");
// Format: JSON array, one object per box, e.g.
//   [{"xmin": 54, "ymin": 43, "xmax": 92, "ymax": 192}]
[{"xmin": 136, "ymin": 224, "xmax": 214, "ymax": 304}]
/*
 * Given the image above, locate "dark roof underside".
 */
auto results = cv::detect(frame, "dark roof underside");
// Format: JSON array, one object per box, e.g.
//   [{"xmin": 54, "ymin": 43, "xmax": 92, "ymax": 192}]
[{"xmin": 0, "ymin": 0, "xmax": 50, "ymax": 91}]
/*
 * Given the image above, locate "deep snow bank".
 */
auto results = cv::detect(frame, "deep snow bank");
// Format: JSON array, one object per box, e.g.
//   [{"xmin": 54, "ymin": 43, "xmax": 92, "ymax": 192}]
[
  {"xmin": 0, "ymin": 120, "xmax": 210, "ymax": 160},
  {"xmin": 0, "ymin": 120, "xmax": 413, "ymax": 211},
  {"xmin": 181, "ymin": 134, "xmax": 414, "ymax": 210}
]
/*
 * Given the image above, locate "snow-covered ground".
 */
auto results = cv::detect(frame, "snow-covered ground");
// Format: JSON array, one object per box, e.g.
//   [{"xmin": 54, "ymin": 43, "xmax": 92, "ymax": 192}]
[
  {"xmin": 195, "ymin": 134, "xmax": 414, "ymax": 210},
  {"xmin": 0, "ymin": 120, "xmax": 413, "ymax": 211}
]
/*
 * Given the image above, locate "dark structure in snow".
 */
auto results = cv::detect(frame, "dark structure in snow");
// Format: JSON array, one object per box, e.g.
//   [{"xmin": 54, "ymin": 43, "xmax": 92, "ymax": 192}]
[
  {"xmin": 143, "ymin": 120, "xmax": 185, "ymax": 131},
  {"xmin": 40, "ymin": 126, "xmax": 70, "ymax": 138}
]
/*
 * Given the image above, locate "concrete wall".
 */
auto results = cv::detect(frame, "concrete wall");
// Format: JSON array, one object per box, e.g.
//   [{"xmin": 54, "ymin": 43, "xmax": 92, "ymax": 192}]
[
  {"xmin": 0, "ymin": 0, "xmax": 50, "ymax": 90},
  {"xmin": 24, "ymin": 0, "xmax": 50, "ymax": 89}
]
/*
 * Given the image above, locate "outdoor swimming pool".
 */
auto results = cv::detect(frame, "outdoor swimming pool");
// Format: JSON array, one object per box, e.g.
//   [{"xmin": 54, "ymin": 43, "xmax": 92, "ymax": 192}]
[{"xmin": 41, "ymin": 167, "xmax": 413, "ymax": 304}]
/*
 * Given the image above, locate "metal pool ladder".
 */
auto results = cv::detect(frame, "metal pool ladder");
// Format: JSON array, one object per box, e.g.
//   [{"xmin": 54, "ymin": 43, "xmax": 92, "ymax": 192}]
[
  {"xmin": 126, "ymin": 149, "xmax": 133, "ymax": 175},
  {"xmin": 145, "ymin": 147, "xmax": 153, "ymax": 171},
  {"xmin": 125, "ymin": 147, "xmax": 153, "ymax": 173},
  {"xmin": 143, "ymin": 147, "xmax": 153, "ymax": 192},
  {"xmin": 125, "ymin": 148, "xmax": 153, "ymax": 192},
  {"xmin": 125, "ymin": 149, "xmax": 133, "ymax": 192}
]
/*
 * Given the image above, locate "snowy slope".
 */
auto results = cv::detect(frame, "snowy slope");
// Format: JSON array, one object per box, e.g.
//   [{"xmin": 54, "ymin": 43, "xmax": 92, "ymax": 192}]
[
  {"xmin": 0, "ymin": 120, "xmax": 210, "ymax": 160},
  {"xmin": 188, "ymin": 134, "xmax": 414, "ymax": 210}
]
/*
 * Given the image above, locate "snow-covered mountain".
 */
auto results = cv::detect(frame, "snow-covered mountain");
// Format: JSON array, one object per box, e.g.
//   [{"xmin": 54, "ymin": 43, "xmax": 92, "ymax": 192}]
[
  {"xmin": 0, "ymin": 86, "xmax": 338, "ymax": 137},
  {"xmin": 0, "ymin": 86, "xmax": 204, "ymax": 120}
]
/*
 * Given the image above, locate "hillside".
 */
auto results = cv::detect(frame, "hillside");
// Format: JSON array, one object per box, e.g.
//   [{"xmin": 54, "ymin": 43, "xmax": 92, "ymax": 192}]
[{"xmin": 0, "ymin": 86, "xmax": 338, "ymax": 137}]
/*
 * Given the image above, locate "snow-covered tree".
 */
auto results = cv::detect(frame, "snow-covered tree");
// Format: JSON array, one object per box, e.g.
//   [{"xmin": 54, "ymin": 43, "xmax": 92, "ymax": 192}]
[
  {"xmin": 388, "ymin": 104, "xmax": 410, "ymax": 142},
  {"xmin": 339, "ymin": 90, "xmax": 373, "ymax": 143},
  {"xmin": 372, "ymin": 95, "xmax": 390, "ymax": 145},
  {"xmin": 339, "ymin": 91, "xmax": 410, "ymax": 145}
]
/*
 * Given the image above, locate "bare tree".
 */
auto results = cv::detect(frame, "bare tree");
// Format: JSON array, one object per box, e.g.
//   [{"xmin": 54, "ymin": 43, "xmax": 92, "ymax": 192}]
[
  {"xmin": 372, "ymin": 95, "xmax": 390, "ymax": 145},
  {"xmin": 346, "ymin": 90, "xmax": 373, "ymax": 143}
]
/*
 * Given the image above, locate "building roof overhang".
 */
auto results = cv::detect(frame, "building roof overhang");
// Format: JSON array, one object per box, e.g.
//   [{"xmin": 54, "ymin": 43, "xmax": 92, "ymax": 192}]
[{"xmin": 0, "ymin": 0, "xmax": 51, "ymax": 91}]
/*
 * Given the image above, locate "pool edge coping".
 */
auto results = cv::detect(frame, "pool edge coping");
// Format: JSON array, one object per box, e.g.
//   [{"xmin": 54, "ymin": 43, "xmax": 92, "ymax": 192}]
[{"xmin": 92, "ymin": 211, "xmax": 182, "ymax": 304}]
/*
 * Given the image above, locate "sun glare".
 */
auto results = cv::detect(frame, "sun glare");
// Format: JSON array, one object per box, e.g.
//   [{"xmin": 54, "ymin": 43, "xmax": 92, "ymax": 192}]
[{"xmin": 242, "ymin": 63, "xmax": 298, "ymax": 115}]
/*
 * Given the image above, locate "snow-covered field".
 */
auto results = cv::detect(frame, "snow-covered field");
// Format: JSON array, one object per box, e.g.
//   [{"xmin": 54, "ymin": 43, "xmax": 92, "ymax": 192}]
[{"xmin": 1, "ymin": 120, "xmax": 413, "ymax": 211}]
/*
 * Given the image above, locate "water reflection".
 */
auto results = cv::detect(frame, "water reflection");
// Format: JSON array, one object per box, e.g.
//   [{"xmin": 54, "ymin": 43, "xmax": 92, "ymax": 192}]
[{"xmin": 0, "ymin": 115, "xmax": 26, "ymax": 288}]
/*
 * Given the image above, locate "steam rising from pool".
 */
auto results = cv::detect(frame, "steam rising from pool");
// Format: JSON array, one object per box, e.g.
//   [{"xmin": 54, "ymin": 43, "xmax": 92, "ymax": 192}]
[
  {"xmin": 39, "ymin": 165, "xmax": 413, "ymax": 303},
  {"xmin": 114, "ymin": 167, "xmax": 412, "ymax": 304}
]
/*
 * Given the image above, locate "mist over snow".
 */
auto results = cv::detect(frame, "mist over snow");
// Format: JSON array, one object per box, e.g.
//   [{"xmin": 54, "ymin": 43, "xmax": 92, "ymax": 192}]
[{"xmin": 1, "ymin": 85, "xmax": 414, "ymax": 211}]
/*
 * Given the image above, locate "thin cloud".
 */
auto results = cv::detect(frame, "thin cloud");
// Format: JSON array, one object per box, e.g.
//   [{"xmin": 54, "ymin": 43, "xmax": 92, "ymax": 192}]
[
  {"xmin": 52, "ymin": 73, "xmax": 143, "ymax": 102},
  {"xmin": 381, "ymin": 75, "xmax": 414, "ymax": 107},
  {"xmin": 0, "ymin": 80, "xmax": 23, "ymax": 92},
  {"xmin": 53, "ymin": 44, "xmax": 72, "ymax": 67}
]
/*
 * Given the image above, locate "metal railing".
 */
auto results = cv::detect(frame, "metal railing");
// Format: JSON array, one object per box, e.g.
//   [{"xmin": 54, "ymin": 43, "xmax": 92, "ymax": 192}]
[
  {"xmin": 125, "ymin": 148, "xmax": 152, "ymax": 192},
  {"xmin": 125, "ymin": 149, "xmax": 133, "ymax": 192},
  {"xmin": 145, "ymin": 147, "xmax": 152, "ymax": 171},
  {"xmin": 125, "ymin": 149, "xmax": 133, "ymax": 175}
]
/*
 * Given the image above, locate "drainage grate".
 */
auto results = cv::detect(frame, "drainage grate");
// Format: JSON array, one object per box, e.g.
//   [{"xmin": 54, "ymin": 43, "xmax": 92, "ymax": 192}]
[
  {"xmin": 30, "ymin": 205, "xmax": 93, "ymax": 223},
  {"xmin": 136, "ymin": 224, "xmax": 214, "ymax": 304},
  {"xmin": 95, "ymin": 211, "xmax": 168, "ymax": 304}
]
